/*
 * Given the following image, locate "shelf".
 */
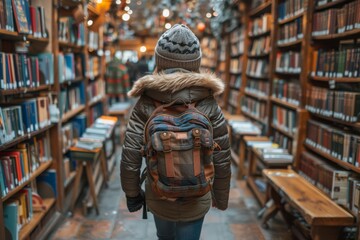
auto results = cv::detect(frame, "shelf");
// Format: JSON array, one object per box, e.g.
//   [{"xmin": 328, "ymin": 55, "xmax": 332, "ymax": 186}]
[
  {"xmin": 230, "ymin": 71, "xmax": 242, "ymax": 75},
  {"xmin": 247, "ymin": 52, "xmax": 270, "ymax": 58},
  {"xmin": 64, "ymin": 171, "xmax": 77, "ymax": 188},
  {"xmin": 0, "ymin": 85, "xmax": 51, "ymax": 96},
  {"xmin": 89, "ymin": 96, "xmax": 105, "ymax": 107},
  {"xmin": 310, "ymin": 75, "xmax": 360, "ymax": 83},
  {"xmin": 308, "ymin": 111, "xmax": 360, "ymax": 130},
  {"xmin": 247, "ymin": 176, "xmax": 267, "ymax": 206},
  {"xmin": 60, "ymin": 77, "xmax": 85, "ymax": 88},
  {"xmin": 271, "ymin": 124, "xmax": 294, "ymax": 138},
  {"xmin": 0, "ymin": 124, "xmax": 55, "ymax": 152},
  {"xmin": 249, "ymin": 1, "xmax": 272, "ymax": 18},
  {"xmin": 315, "ymin": 0, "xmax": 349, "ymax": 11},
  {"xmin": 0, "ymin": 29, "xmax": 49, "ymax": 43},
  {"xmin": 242, "ymin": 111, "xmax": 267, "ymax": 125},
  {"xmin": 277, "ymin": 39, "xmax": 303, "ymax": 48},
  {"xmin": 61, "ymin": 105, "xmax": 85, "ymax": 123},
  {"xmin": 249, "ymin": 30, "xmax": 271, "ymax": 39},
  {"xmin": 246, "ymin": 74, "xmax": 269, "ymax": 80},
  {"xmin": 231, "ymin": 52, "xmax": 244, "ymax": 58},
  {"xmin": 19, "ymin": 198, "xmax": 56, "ymax": 240},
  {"xmin": 244, "ymin": 91, "xmax": 268, "ymax": 101},
  {"xmin": 270, "ymin": 97, "xmax": 299, "ymax": 110},
  {"xmin": 312, "ymin": 29, "xmax": 360, "ymax": 41},
  {"xmin": 2, "ymin": 160, "xmax": 53, "ymax": 201},
  {"xmin": 305, "ymin": 142, "xmax": 360, "ymax": 174},
  {"xmin": 278, "ymin": 11, "xmax": 304, "ymax": 25}
]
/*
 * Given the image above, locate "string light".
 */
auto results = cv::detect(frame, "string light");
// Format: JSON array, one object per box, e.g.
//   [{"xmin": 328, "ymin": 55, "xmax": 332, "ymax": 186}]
[
  {"xmin": 124, "ymin": 6, "xmax": 130, "ymax": 11},
  {"xmin": 165, "ymin": 23, "xmax": 171, "ymax": 29},
  {"xmin": 87, "ymin": 20, "xmax": 93, "ymax": 26},
  {"xmin": 126, "ymin": 0, "xmax": 131, "ymax": 3},
  {"xmin": 162, "ymin": 8, "xmax": 170, "ymax": 18},
  {"xmin": 128, "ymin": 9, "xmax": 133, "ymax": 14},
  {"xmin": 136, "ymin": 1, "xmax": 142, "ymax": 5},
  {"xmin": 122, "ymin": 13, "xmax": 130, "ymax": 21},
  {"xmin": 206, "ymin": 12, "xmax": 212, "ymax": 18},
  {"xmin": 213, "ymin": 11, "xmax": 218, "ymax": 17},
  {"xmin": 116, "ymin": 0, "xmax": 121, "ymax": 4},
  {"xmin": 140, "ymin": 46, "xmax": 147, "ymax": 52}
]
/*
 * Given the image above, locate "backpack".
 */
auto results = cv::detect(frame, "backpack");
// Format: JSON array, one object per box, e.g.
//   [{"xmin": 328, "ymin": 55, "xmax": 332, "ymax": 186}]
[{"xmin": 143, "ymin": 99, "xmax": 218, "ymax": 200}]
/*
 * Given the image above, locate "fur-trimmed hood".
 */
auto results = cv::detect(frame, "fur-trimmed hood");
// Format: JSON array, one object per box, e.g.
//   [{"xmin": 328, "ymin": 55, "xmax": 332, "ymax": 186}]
[{"xmin": 128, "ymin": 71, "xmax": 224, "ymax": 98}]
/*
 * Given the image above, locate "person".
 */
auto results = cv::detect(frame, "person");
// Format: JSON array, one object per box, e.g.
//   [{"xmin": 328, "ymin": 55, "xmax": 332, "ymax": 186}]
[
  {"xmin": 120, "ymin": 24, "xmax": 231, "ymax": 240},
  {"xmin": 136, "ymin": 55, "xmax": 149, "ymax": 78}
]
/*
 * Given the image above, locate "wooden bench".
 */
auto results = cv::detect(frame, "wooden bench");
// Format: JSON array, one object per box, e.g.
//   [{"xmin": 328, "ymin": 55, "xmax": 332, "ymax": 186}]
[{"xmin": 262, "ymin": 169, "xmax": 354, "ymax": 240}]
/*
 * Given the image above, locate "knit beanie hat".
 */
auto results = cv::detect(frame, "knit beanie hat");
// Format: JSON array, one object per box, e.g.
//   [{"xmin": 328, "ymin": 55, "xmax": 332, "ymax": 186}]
[{"xmin": 155, "ymin": 24, "xmax": 202, "ymax": 72}]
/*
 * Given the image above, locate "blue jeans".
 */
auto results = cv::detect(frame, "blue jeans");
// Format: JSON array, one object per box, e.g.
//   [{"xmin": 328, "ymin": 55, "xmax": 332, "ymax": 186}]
[{"xmin": 153, "ymin": 215, "xmax": 205, "ymax": 240}]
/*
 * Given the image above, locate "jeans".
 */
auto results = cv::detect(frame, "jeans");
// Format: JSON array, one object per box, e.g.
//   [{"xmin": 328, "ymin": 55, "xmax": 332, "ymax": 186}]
[{"xmin": 153, "ymin": 215, "xmax": 205, "ymax": 240}]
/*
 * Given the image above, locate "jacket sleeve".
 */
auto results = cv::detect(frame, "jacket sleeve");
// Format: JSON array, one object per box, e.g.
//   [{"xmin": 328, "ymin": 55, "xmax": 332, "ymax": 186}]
[
  {"xmin": 198, "ymin": 97, "xmax": 231, "ymax": 210},
  {"xmin": 120, "ymin": 96, "xmax": 149, "ymax": 197}
]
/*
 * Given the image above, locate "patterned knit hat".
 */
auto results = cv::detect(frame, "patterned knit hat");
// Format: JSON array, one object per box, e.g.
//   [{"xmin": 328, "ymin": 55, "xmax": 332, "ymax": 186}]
[{"xmin": 155, "ymin": 24, "xmax": 202, "ymax": 72}]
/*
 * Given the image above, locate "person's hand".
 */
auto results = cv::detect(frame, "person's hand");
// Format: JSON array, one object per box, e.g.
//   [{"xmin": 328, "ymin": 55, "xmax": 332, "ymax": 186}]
[{"xmin": 126, "ymin": 189, "xmax": 145, "ymax": 212}]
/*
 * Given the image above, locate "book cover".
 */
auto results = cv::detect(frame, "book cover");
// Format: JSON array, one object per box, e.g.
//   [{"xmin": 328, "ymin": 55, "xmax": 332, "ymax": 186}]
[
  {"xmin": 4, "ymin": 202, "xmax": 19, "ymax": 240},
  {"xmin": 36, "ymin": 169, "xmax": 57, "ymax": 198},
  {"xmin": 11, "ymin": 0, "xmax": 30, "ymax": 33}
]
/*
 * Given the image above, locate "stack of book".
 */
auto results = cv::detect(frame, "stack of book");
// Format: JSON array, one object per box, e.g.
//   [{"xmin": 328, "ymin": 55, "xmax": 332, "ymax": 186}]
[
  {"xmin": 254, "ymin": 144, "xmax": 294, "ymax": 164},
  {"xmin": 228, "ymin": 120, "xmax": 262, "ymax": 135}
]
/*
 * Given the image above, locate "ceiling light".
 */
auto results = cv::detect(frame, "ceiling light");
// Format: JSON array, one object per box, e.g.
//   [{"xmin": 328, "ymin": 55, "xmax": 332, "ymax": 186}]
[
  {"xmin": 126, "ymin": 0, "xmax": 131, "ymax": 3},
  {"xmin": 116, "ymin": 0, "xmax": 121, "ymax": 4},
  {"xmin": 136, "ymin": 1, "xmax": 142, "ymax": 5},
  {"xmin": 128, "ymin": 9, "xmax": 133, "ymax": 14},
  {"xmin": 122, "ymin": 13, "xmax": 130, "ymax": 21},
  {"xmin": 206, "ymin": 12, "xmax": 212, "ymax": 18},
  {"xmin": 87, "ymin": 20, "xmax": 93, "ymax": 26},
  {"xmin": 213, "ymin": 11, "xmax": 218, "ymax": 17},
  {"xmin": 165, "ymin": 23, "xmax": 171, "ymax": 29},
  {"xmin": 162, "ymin": 8, "xmax": 170, "ymax": 18},
  {"xmin": 124, "ymin": 6, "xmax": 130, "ymax": 11},
  {"xmin": 140, "ymin": 46, "xmax": 147, "ymax": 53}
]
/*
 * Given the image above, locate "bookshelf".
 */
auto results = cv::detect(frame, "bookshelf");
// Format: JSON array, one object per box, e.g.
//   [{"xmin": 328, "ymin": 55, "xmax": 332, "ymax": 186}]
[
  {"xmin": 0, "ymin": 0, "xmax": 108, "ymax": 239},
  {"xmin": 0, "ymin": 0, "xmax": 60, "ymax": 239}
]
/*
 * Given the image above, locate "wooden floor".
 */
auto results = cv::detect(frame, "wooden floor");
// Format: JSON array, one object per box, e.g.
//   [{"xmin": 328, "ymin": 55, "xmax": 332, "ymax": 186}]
[{"xmin": 49, "ymin": 156, "xmax": 293, "ymax": 240}]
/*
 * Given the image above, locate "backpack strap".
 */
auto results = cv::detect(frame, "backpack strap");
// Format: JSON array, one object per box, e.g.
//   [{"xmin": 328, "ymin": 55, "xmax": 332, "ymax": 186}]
[
  {"xmin": 160, "ymin": 132, "xmax": 175, "ymax": 178},
  {"xmin": 192, "ymin": 129, "xmax": 201, "ymax": 176}
]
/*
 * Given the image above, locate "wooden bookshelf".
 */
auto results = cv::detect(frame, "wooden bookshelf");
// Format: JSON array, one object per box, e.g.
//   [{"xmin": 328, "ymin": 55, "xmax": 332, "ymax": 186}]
[
  {"xmin": 0, "ymin": 85, "xmax": 51, "ymax": 96},
  {"xmin": 248, "ymin": 30, "xmax": 271, "ymax": 38},
  {"xmin": 310, "ymin": 76, "xmax": 360, "ymax": 83},
  {"xmin": 244, "ymin": 91, "xmax": 269, "ymax": 101},
  {"xmin": 314, "ymin": 0, "xmax": 350, "ymax": 10},
  {"xmin": 312, "ymin": 28, "xmax": 360, "ymax": 41},
  {"xmin": 61, "ymin": 105, "xmax": 86, "ymax": 123}
]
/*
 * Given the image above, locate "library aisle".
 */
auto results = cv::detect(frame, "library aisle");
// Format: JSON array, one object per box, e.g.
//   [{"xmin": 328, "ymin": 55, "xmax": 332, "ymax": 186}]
[{"xmin": 50, "ymin": 158, "xmax": 291, "ymax": 240}]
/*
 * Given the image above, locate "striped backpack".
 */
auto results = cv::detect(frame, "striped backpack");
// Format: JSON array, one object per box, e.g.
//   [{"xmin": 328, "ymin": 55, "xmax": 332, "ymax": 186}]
[{"xmin": 143, "ymin": 100, "xmax": 218, "ymax": 200}]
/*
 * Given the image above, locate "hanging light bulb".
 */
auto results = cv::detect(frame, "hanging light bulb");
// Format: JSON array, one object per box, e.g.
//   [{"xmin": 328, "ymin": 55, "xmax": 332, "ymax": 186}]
[
  {"xmin": 136, "ymin": 1, "xmax": 142, "ymax": 5},
  {"xmin": 122, "ymin": 13, "xmax": 130, "ymax": 21},
  {"xmin": 162, "ymin": 8, "xmax": 170, "ymax": 18},
  {"xmin": 213, "ymin": 11, "xmax": 218, "ymax": 17},
  {"xmin": 140, "ymin": 45, "xmax": 147, "ymax": 53},
  {"xmin": 126, "ymin": 0, "xmax": 131, "ymax": 3},
  {"xmin": 87, "ymin": 19, "xmax": 93, "ymax": 26},
  {"xmin": 206, "ymin": 13, "xmax": 212, "ymax": 18},
  {"xmin": 116, "ymin": 0, "xmax": 121, "ymax": 4},
  {"xmin": 124, "ymin": 6, "xmax": 130, "ymax": 11},
  {"xmin": 128, "ymin": 9, "xmax": 133, "ymax": 14},
  {"xmin": 165, "ymin": 23, "xmax": 171, "ymax": 29}
]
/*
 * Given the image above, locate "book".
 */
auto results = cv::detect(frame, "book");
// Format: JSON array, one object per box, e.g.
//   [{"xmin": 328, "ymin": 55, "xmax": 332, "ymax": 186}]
[
  {"xmin": 4, "ymin": 202, "xmax": 19, "ymax": 240},
  {"xmin": 12, "ymin": 0, "xmax": 30, "ymax": 34},
  {"xmin": 36, "ymin": 169, "xmax": 57, "ymax": 198}
]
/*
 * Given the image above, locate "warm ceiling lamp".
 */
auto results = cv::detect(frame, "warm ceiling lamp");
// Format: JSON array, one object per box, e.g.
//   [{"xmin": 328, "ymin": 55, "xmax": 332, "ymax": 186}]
[
  {"xmin": 162, "ymin": 8, "xmax": 170, "ymax": 18},
  {"xmin": 122, "ymin": 13, "xmax": 130, "ymax": 21},
  {"xmin": 140, "ymin": 46, "xmax": 147, "ymax": 53},
  {"xmin": 165, "ymin": 23, "xmax": 171, "ymax": 29}
]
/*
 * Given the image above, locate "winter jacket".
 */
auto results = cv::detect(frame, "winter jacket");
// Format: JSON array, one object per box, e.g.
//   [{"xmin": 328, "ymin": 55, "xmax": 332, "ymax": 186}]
[{"xmin": 120, "ymin": 69, "xmax": 231, "ymax": 221}]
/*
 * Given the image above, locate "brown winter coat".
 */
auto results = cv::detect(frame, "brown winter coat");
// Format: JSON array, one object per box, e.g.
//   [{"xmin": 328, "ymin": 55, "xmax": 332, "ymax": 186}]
[{"xmin": 120, "ymin": 70, "xmax": 231, "ymax": 221}]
